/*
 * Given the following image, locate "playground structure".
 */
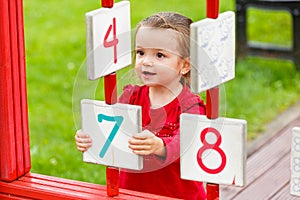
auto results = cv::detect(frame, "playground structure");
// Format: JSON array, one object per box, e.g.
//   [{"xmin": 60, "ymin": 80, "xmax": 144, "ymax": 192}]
[
  {"xmin": 0, "ymin": 1, "xmax": 177, "ymax": 198},
  {"xmin": 0, "ymin": 0, "xmax": 221, "ymax": 199},
  {"xmin": 1, "ymin": 0, "xmax": 247, "ymax": 199},
  {"xmin": 2, "ymin": 0, "xmax": 300, "ymax": 199}
]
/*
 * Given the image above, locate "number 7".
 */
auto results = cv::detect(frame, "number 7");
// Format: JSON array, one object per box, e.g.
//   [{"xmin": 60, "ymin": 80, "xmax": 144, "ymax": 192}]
[{"xmin": 98, "ymin": 114, "xmax": 124, "ymax": 158}]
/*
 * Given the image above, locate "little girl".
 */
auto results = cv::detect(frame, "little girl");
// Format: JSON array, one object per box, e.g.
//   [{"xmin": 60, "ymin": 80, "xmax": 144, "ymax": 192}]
[{"xmin": 75, "ymin": 12, "xmax": 206, "ymax": 199}]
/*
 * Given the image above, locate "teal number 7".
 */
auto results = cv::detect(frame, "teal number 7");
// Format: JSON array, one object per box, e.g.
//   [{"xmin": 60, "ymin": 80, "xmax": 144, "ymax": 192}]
[{"xmin": 98, "ymin": 114, "xmax": 124, "ymax": 158}]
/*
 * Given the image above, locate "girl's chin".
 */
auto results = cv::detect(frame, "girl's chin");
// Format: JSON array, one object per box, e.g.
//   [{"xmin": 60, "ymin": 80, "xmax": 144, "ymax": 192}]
[
  {"xmin": 139, "ymin": 75, "xmax": 165, "ymax": 87},
  {"xmin": 141, "ymin": 82, "xmax": 157, "ymax": 86},
  {"xmin": 140, "ymin": 80, "xmax": 160, "ymax": 87}
]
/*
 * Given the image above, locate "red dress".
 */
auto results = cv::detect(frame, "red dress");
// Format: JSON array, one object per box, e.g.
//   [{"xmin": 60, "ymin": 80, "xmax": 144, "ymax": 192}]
[{"xmin": 118, "ymin": 84, "xmax": 206, "ymax": 200}]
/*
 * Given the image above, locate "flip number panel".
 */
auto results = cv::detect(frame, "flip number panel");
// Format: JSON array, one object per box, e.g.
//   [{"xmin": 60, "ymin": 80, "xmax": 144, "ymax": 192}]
[
  {"xmin": 290, "ymin": 127, "xmax": 300, "ymax": 196},
  {"xmin": 190, "ymin": 11, "xmax": 235, "ymax": 93},
  {"xmin": 81, "ymin": 99, "xmax": 142, "ymax": 170},
  {"xmin": 180, "ymin": 114, "xmax": 246, "ymax": 186},
  {"xmin": 86, "ymin": 1, "xmax": 131, "ymax": 80}
]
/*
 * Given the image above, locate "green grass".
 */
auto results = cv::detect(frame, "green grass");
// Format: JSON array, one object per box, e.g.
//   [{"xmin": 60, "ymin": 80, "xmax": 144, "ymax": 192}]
[
  {"xmin": 225, "ymin": 58, "xmax": 300, "ymax": 139},
  {"xmin": 247, "ymin": 8, "xmax": 292, "ymax": 47},
  {"xmin": 23, "ymin": 0, "xmax": 300, "ymax": 184}
]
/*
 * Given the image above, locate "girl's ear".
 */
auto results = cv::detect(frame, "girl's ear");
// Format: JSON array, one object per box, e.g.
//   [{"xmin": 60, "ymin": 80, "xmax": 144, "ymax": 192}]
[{"xmin": 180, "ymin": 57, "xmax": 190, "ymax": 75}]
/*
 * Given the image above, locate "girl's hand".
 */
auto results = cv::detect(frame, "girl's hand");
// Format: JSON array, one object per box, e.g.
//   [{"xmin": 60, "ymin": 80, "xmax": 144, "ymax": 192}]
[
  {"xmin": 75, "ymin": 130, "xmax": 92, "ymax": 152},
  {"xmin": 128, "ymin": 130, "xmax": 166, "ymax": 157}
]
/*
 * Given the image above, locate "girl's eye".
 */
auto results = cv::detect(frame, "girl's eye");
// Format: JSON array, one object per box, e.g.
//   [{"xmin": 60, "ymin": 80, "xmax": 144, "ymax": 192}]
[
  {"xmin": 136, "ymin": 50, "xmax": 144, "ymax": 56},
  {"xmin": 157, "ymin": 52, "xmax": 165, "ymax": 58}
]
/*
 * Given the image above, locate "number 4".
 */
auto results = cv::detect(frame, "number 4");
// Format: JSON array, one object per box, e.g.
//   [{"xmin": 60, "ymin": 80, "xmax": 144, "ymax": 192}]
[{"xmin": 103, "ymin": 17, "xmax": 119, "ymax": 64}]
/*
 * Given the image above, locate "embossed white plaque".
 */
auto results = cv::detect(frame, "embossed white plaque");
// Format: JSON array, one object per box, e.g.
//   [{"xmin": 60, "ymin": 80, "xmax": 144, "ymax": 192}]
[
  {"xmin": 190, "ymin": 11, "xmax": 235, "ymax": 93},
  {"xmin": 291, "ymin": 127, "xmax": 300, "ymax": 196}
]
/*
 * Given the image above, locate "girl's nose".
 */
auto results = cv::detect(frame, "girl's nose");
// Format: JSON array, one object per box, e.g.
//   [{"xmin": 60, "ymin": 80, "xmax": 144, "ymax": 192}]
[{"xmin": 142, "ymin": 55, "xmax": 153, "ymax": 66}]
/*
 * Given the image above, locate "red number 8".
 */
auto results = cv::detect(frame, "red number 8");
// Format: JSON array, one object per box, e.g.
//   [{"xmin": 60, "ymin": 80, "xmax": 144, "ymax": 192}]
[{"xmin": 197, "ymin": 127, "xmax": 226, "ymax": 174}]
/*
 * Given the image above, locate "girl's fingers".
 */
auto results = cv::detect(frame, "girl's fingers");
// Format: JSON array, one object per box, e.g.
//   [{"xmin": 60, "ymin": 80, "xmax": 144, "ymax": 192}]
[
  {"xmin": 76, "ymin": 141, "xmax": 92, "ymax": 152},
  {"xmin": 78, "ymin": 137, "xmax": 92, "ymax": 144},
  {"xmin": 132, "ymin": 150, "xmax": 149, "ymax": 155},
  {"xmin": 133, "ymin": 130, "xmax": 153, "ymax": 139},
  {"xmin": 128, "ymin": 138, "xmax": 150, "ymax": 145},
  {"xmin": 129, "ymin": 144, "xmax": 151, "ymax": 150},
  {"xmin": 77, "ymin": 146, "xmax": 87, "ymax": 152},
  {"xmin": 75, "ymin": 129, "xmax": 90, "ymax": 138},
  {"xmin": 76, "ymin": 140, "xmax": 92, "ymax": 147},
  {"xmin": 78, "ymin": 147, "xmax": 90, "ymax": 152},
  {"xmin": 75, "ymin": 130, "xmax": 92, "ymax": 152},
  {"xmin": 75, "ymin": 133, "xmax": 90, "ymax": 139},
  {"xmin": 128, "ymin": 133, "xmax": 165, "ymax": 156},
  {"xmin": 75, "ymin": 132, "xmax": 92, "ymax": 143}
]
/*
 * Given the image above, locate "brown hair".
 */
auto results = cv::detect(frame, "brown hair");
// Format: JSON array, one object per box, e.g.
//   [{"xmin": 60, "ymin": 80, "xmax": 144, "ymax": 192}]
[{"xmin": 135, "ymin": 12, "xmax": 192, "ymax": 85}]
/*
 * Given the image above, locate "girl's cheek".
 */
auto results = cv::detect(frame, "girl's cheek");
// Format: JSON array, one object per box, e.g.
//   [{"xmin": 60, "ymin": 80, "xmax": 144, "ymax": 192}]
[
  {"xmin": 135, "ymin": 62, "xmax": 142, "ymax": 70},
  {"xmin": 135, "ymin": 57, "xmax": 142, "ymax": 66},
  {"xmin": 135, "ymin": 66, "xmax": 142, "ymax": 76}
]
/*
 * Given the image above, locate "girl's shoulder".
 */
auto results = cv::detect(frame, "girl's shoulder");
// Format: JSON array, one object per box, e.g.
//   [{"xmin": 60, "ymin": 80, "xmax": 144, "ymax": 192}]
[
  {"xmin": 118, "ymin": 84, "xmax": 148, "ymax": 104},
  {"xmin": 179, "ymin": 84, "xmax": 206, "ymax": 114},
  {"xmin": 179, "ymin": 84, "xmax": 202, "ymax": 102}
]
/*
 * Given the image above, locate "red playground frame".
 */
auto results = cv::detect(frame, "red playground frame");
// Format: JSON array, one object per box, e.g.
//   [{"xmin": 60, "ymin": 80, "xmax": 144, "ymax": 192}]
[{"xmin": 0, "ymin": 0, "xmax": 221, "ymax": 199}]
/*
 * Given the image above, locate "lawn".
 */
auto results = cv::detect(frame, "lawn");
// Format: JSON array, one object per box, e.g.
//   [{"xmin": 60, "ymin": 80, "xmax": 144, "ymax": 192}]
[{"xmin": 23, "ymin": 0, "xmax": 300, "ymax": 184}]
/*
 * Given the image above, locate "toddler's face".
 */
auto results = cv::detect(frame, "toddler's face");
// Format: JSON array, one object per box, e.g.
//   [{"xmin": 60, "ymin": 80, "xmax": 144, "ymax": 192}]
[{"xmin": 135, "ymin": 27, "xmax": 187, "ymax": 89}]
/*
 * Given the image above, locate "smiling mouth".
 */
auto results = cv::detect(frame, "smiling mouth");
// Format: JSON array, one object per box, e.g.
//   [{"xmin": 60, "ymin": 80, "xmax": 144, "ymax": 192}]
[{"xmin": 142, "ymin": 71, "xmax": 156, "ymax": 76}]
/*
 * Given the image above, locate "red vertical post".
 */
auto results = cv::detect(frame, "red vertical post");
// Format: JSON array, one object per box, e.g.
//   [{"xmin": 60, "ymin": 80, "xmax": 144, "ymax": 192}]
[
  {"xmin": 101, "ymin": 0, "xmax": 114, "ymax": 8},
  {"xmin": 104, "ymin": 73, "xmax": 117, "ymax": 105},
  {"xmin": 104, "ymin": 73, "xmax": 119, "ymax": 197},
  {"xmin": 101, "ymin": 0, "xmax": 119, "ymax": 197},
  {"xmin": 0, "ymin": 0, "xmax": 30, "ymax": 182},
  {"xmin": 207, "ymin": 182, "xmax": 220, "ymax": 200},
  {"xmin": 206, "ymin": 0, "xmax": 220, "ymax": 200},
  {"xmin": 206, "ymin": 87, "xmax": 219, "ymax": 119},
  {"xmin": 0, "ymin": 0, "xmax": 16, "ymax": 182},
  {"xmin": 17, "ymin": 0, "xmax": 31, "ymax": 174},
  {"xmin": 206, "ymin": 0, "xmax": 219, "ymax": 19}
]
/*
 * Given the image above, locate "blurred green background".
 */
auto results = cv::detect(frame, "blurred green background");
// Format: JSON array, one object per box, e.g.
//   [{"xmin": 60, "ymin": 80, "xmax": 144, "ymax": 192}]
[{"xmin": 23, "ymin": 0, "xmax": 300, "ymax": 184}]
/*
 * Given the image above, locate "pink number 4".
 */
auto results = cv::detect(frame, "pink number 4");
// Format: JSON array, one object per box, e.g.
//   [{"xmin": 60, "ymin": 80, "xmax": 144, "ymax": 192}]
[{"xmin": 103, "ymin": 17, "xmax": 119, "ymax": 64}]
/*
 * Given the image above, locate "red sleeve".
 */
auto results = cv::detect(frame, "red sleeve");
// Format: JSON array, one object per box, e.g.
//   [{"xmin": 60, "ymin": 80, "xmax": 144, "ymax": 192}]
[
  {"xmin": 161, "ymin": 94, "xmax": 206, "ymax": 165},
  {"xmin": 181, "ymin": 94, "xmax": 206, "ymax": 115},
  {"xmin": 118, "ymin": 84, "xmax": 139, "ymax": 104},
  {"xmin": 160, "ymin": 130, "xmax": 180, "ymax": 165}
]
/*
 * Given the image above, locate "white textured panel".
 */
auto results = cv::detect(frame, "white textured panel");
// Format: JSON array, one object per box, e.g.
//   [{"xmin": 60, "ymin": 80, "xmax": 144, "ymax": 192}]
[
  {"xmin": 180, "ymin": 114, "xmax": 246, "ymax": 186},
  {"xmin": 81, "ymin": 99, "xmax": 142, "ymax": 170},
  {"xmin": 290, "ymin": 127, "xmax": 300, "ymax": 196},
  {"xmin": 86, "ymin": 1, "xmax": 131, "ymax": 80},
  {"xmin": 190, "ymin": 11, "xmax": 235, "ymax": 93}
]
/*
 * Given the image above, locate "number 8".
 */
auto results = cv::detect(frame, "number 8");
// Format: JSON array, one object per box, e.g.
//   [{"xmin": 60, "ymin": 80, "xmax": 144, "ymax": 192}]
[{"xmin": 197, "ymin": 127, "xmax": 226, "ymax": 174}]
